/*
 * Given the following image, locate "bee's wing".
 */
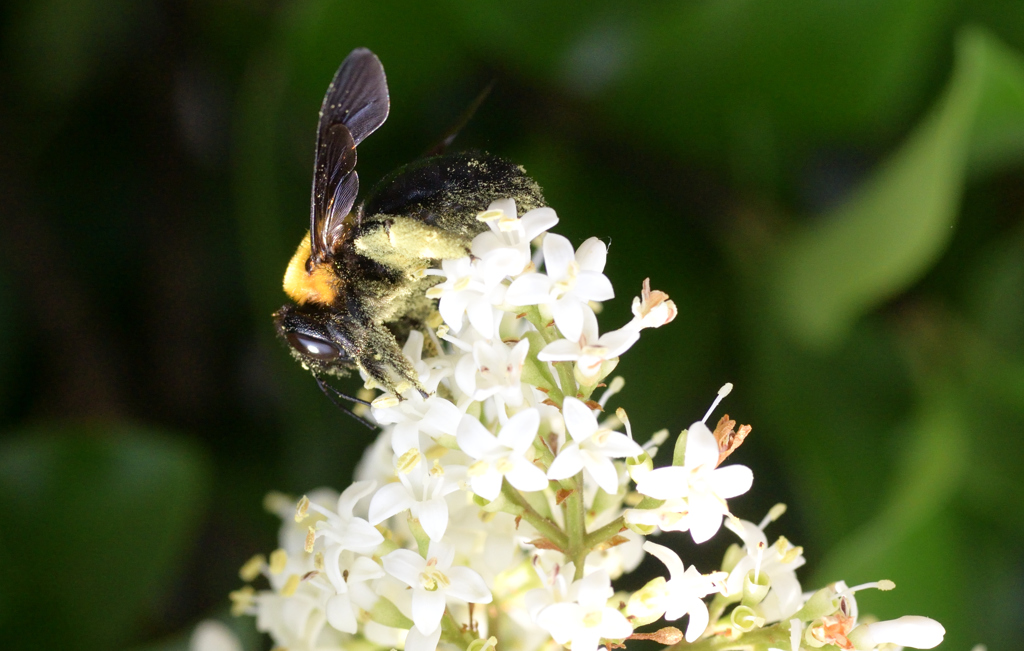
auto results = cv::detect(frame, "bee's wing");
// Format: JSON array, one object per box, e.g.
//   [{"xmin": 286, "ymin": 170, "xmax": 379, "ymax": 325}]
[{"xmin": 310, "ymin": 48, "xmax": 390, "ymax": 262}]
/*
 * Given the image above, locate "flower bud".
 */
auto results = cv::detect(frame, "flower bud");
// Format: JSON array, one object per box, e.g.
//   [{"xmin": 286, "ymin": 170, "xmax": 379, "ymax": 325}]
[
  {"xmin": 672, "ymin": 429, "xmax": 689, "ymax": 466},
  {"xmin": 741, "ymin": 569, "xmax": 771, "ymax": 607},
  {"xmin": 720, "ymin": 543, "xmax": 745, "ymax": 575},
  {"xmin": 626, "ymin": 576, "xmax": 668, "ymax": 627},
  {"xmin": 847, "ymin": 616, "xmax": 945, "ymax": 650}
]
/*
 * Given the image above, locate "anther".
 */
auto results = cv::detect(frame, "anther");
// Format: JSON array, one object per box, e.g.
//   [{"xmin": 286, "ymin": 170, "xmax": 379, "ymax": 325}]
[
  {"xmin": 295, "ymin": 495, "xmax": 310, "ymax": 522},
  {"xmin": 269, "ymin": 549, "xmax": 288, "ymax": 575}
]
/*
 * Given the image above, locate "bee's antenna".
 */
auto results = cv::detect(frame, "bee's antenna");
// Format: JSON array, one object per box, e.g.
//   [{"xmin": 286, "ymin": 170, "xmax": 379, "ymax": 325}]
[
  {"xmin": 422, "ymin": 79, "xmax": 496, "ymax": 157},
  {"xmin": 315, "ymin": 377, "xmax": 376, "ymax": 430}
]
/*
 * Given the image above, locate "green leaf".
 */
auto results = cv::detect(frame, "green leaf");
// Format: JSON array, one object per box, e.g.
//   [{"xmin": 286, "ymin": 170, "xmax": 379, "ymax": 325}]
[
  {"xmin": 770, "ymin": 28, "xmax": 1024, "ymax": 348},
  {"xmin": 0, "ymin": 423, "xmax": 211, "ymax": 651}
]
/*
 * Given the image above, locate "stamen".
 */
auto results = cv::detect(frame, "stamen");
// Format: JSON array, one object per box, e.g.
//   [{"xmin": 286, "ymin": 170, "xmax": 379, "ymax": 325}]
[
  {"xmin": 702, "ymin": 382, "xmax": 734, "ymax": 424},
  {"xmin": 754, "ymin": 540, "xmax": 765, "ymax": 582},
  {"xmin": 616, "ymin": 407, "xmax": 633, "ymax": 441},
  {"xmin": 759, "ymin": 503, "xmax": 787, "ymax": 529},
  {"xmin": 476, "ymin": 209, "xmax": 503, "ymax": 222},
  {"xmin": 599, "ymin": 376, "xmax": 625, "ymax": 408},
  {"xmin": 281, "ymin": 574, "xmax": 301, "ymax": 597},
  {"xmin": 304, "ymin": 526, "xmax": 316, "ymax": 553},
  {"xmin": 239, "ymin": 554, "xmax": 265, "ymax": 582},
  {"xmin": 295, "ymin": 495, "xmax": 310, "ymax": 522},
  {"xmin": 371, "ymin": 394, "xmax": 400, "ymax": 409},
  {"xmin": 269, "ymin": 549, "xmax": 288, "ymax": 575}
]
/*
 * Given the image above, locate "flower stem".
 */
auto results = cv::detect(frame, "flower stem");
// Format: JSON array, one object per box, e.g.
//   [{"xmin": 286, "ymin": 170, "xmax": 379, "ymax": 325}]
[
  {"xmin": 665, "ymin": 622, "xmax": 792, "ymax": 651},
  {"xmin": 583, "ymin": 515, "xmax": 626, "ymax": 549},
  {"xmin": 522, "ymin": 306, "xmax": 578, "ymax": 402},
  {"xmin": 564, "ymin": 472, "xmax": 587, "ymax": 579},
  {"xmin": 500, "ymin": 480, "xmax": 567, "ymax": 550}
]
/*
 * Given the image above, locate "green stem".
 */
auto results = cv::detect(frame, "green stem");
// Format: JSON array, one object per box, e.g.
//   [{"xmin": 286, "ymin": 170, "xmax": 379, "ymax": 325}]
[
  {"xmin": 500, "ymin": 480, "xmax": 567, "ymax": 550},
  {"xmin": 441, "ymin": 608, "xmax": 476, "ymax": 648},
  {"xmin": 522, "ymin": 306, "xmax": 578, "ymax": 402},
  {"xmin": 666, "ymin": 622, "xmax": 793, "ymax": 651},
  {"xmin": 583, "ymin": 515, "xmax": 626, "ymax": 549},
  {"xmin": 564, "ymin": 472, "xmax": 587, "ymax": 579}
]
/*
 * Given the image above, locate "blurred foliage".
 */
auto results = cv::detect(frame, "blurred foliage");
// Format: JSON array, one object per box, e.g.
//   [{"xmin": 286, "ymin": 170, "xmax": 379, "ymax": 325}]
[{"xmin": 0, "ymin": 1, "xmax": 1022, "ymax": 650}]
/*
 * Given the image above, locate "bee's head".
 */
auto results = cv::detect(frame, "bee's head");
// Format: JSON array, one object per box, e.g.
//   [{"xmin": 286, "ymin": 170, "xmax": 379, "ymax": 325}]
[{"xmin": 273, "ymin": 304, "xmax": 358, "ymax": 375}]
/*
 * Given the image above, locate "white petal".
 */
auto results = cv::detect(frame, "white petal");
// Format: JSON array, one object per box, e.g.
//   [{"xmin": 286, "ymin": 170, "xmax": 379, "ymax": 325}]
[
  {"xmin": 642, "ymin": 541, "xmax": 686, "ymax": 577},
  {"xmin": 415, "ymin": 498, "xmax": 450, "ymax": 541},
  {"xmin": 505, "ymin": 459, "xmax": 549, "ymax": 492},
  {"xmin": 466, "ymin": 299, "xmax": 497, "ymax": 338},
  {"xmin": 708, "ymin": 465, "xmax": 753, "ymax": 499},
  {"xmin": 457, "ymin": 415, "xmax": 501, "ymax": 460},
  {"xmin": 368, "ymin": 482, "xmax": 414, "ymax": 525},
  {"xmin": 687, "ymin": 498, "xmax": 725, "ymax": 543},
  {"xmin": 597, "ymin": 607, "xmax": 633, "ymax": 640},
  {"xmin": 575, "ymin": 569, "xmax": 614, "ymax": 608},
  {"xmin": 190, "ymin": 621, "xmax": 242, "ymax": 651},
  {"xmin": 421, "ymin": 398, "xmax": 461, "ymax": 437},
  {"xmin": 438, "ymin": 290, "xmax": 473, "ymax": 333},
  {"xmin": 574, "ymin": 271, "xmax": 614, "ymax": 302},
  {"xmin": 506, "ymin": 273, "xmax": 554, "ymax": 305},
  {"xmin": 341, "ymin": 518, "xmax": 386, "ymax": 553},
  {"xmin": 536, "ymin": 603, "xmax": 584, "ymax": 644},
  {"xmin": 427, "ymin": 540, "xmax": 455, "ymax": 569},
  {"xmin": 326, "ymin": 593, "xmax": 357, "ymax": 633},
  {"xmin": 596, "ymin": 327, "xmax": 639, "ymax": 357},
  {"xmin": 445, "ymin": 565, "xmax": 493, "ymax": 603},
  {"xmin": 561, "ymin": 397, "xmax": 598, "ymax": 441},
  {"xmin": 348, "ymin": 555, "xmax": 385, "ymax": 583},
  {"xmin": 635, "ymin": 466, "xmax": 689, "ymax": 500},
  {"xmin": 551, "ymin": 297, "xmax": 586, "ymax": 342},
  {"xmin": 543, "ymin": 234, "xmax": 575, "ymax": 280},
  {"xmin": 538, "ymin": 339, "xmax": 583, "ymax": 361},
  {"xmin": 547, "ymin": 443, "xmax": 584, "ymax": 480},
  {"xmin": 684, "ymin": 598, "xmax": 710, "ymax": 642},
  {"xmin": 470, "ymin": 470, "xmax": 503, "ymax": 501},
  {"xmin": 866, "ymin": 616, "xmax": 945, "ymax": 649},
  {"xmin": 411, "ymin": 588, "xmax": 447, "ymax": 634},
  {"xmin": 591, "ymin": 431, "xmax": 643, "ymax": 458},
  {"xmin": 489, "ymin": 197, "xmax": 517, "ymax": 222},
  {"xmin": 404, "ymin": 624, "xmax": 442, "ymax": 651},
  {"xmin": 382, "ymin": 548, "xmax": 425, "ymax": 586},
  {"xmin": 684, "ymin": 421, "xmax": 721, "ymax": 470},
  {"xmin": 338, "ymin": 480, "xmax": 377, "ymax": 516},
  {"xmin": 454, "ymin": 353, "xmax": 478, "ymax": 396},
  {"xmin": 575, "ymin": 237, "xmax": 607, "ymax": 272},
  {"xmin": 520, "ymin": 206, "xmax": 559, "ymax": 240},
  {"xmin": 581, "ymin": 451, "xmax": 620, "ymax": 494},
  {"xmin": 497, "ymin": 408, "xmax": 540, "ymax": 452}
]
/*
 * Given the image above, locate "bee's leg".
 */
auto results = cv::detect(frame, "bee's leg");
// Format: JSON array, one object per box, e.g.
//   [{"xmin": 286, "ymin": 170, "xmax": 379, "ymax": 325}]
[
  {"xmin": 314, "ymin": 377, "xmax": 376, "ymax": 430},
  {"xmin": 360, "ymin": 322, "xmax": 428, "ymax": 399}
]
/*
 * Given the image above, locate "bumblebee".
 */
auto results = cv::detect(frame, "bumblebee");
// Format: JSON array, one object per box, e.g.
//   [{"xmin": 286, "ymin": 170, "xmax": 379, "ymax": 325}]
[{"xmin": 274, "ymin": 48, "xmax": 545, "ymax": 401}]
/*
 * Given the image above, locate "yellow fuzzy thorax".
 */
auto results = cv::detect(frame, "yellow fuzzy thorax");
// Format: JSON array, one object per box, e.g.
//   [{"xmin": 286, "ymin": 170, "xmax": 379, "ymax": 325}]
[{"xmin": 283, "ymin": 233, "xmax": 340, "ymax": 305}]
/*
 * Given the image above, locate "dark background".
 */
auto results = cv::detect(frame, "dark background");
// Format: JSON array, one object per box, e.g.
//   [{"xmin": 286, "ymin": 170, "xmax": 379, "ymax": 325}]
[{"xmin": 1, "ymin": 1, "xmax": 1023, "ymax": 650}]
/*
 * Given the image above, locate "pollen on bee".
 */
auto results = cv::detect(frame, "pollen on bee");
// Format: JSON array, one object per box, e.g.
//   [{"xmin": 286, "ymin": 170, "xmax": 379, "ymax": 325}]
[{"xmin": 282, "ymin": 233, "xmax": 340, "ymax": 305}]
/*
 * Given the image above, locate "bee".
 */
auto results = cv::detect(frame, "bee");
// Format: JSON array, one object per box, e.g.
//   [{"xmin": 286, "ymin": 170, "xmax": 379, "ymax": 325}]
[{"xmin": 273, "ymin": 48, "xmax": 546, "ymax": 403}]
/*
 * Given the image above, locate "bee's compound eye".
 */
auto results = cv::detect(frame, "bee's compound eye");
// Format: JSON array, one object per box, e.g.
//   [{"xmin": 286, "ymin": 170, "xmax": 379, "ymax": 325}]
[{"xmin": 286, "ymin": 332, "xmax": 341, "ymax": 362}]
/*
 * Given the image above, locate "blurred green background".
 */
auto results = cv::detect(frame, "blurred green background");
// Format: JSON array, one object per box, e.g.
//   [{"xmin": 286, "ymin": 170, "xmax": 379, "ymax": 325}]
[{"xmin": 1, "ymin": 1, "xmax": 1023, "ymax": 649}]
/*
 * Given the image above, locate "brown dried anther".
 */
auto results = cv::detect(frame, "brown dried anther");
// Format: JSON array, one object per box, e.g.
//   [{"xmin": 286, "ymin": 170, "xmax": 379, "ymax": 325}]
[{"xmin": 712, "ymin": 414, "xmax": 751, "ymax": 465}]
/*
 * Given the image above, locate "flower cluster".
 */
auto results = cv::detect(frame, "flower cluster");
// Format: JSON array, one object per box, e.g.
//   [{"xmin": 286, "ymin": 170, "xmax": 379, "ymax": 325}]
[{"xmin": 228, "ymin": 199, "xmax": 945, "ymax": 651}]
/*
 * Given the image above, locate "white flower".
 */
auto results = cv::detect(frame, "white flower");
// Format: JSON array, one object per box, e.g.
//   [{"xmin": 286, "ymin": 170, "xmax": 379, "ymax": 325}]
[
  {"xmin": 368, "ymin": 455, "xmax": 466, "ymax": 541},
  {"xmin": 426, "ymin": 257, "xmax": 507, "ymax": 337},
  {"xmin": 471, "ymin": 198, "xmax": 559, "ymax": 284},
  {"xmin": 633, "ymin": 420, "xmax": 753, "ymax": 543},
  {"xmin": 382, "ymin": 540, "xmax": 492, "ymax": 637},
  {"xmin": 723, "ymin": 516, "xmax": 805, "ymax": 622},
  {"xmin": 547, "ymin": 397, "xmax": 643, "ymax": 494},
  {"xmin": 190, "ymin": 620, "xmax": 242, "ymax": 651},
  {"xmin": 625, "ymin": 278, "xmax": 677, "ymax": 331},
  {"xmin": 537, "ymin": 308, "xmax": 639, "ymax": 383},
  {"xmin": 455, "ymin": 338, "xmax": 530, "ymax": 407},
  {"xmin": 457, "ymin": 408, "xmax": 548, "ymax": 500},
  {"xmin": 642, "ymin": 542, "xmax": 725, "ymax": 642},
  {"xmin": 534, "ymin": 569, "xmax": 632, "ymax": 651},
  {"xmin": 372, "ymin": 392, "xmax": 462, "ymax": 455},
  {"xmin": 323, "ymin": 554, "xmax": 385, "ymax": 633},
  {"xmin": 505, "ymin": 235, "xmax": 614, "ymax": 341},
  {"xmin": 853, "ymin": 616, "xmax": 946, "ymax": 649},
  {"xmin": 311, "ymin": 480, "xmax": 385, "ymax": 554}
]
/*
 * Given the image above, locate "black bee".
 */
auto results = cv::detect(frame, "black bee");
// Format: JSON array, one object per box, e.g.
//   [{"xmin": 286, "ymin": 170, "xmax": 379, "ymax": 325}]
[{"xmin": 273, "ymin": 48, "xmax": 545, "ymax": 403}]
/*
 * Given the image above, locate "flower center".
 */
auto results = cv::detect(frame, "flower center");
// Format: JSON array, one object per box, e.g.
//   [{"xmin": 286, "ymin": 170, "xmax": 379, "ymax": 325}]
[
  {"xmin": 582, "ymin": 610, "xmax": 603, "ymax": 628},
  {"xmin": 551, "ymin": 261, "xmax": 579, "ymax": 299},
  {"xmin": 419, "ymin": 558, "xmax": 451, "ymax": 592}
]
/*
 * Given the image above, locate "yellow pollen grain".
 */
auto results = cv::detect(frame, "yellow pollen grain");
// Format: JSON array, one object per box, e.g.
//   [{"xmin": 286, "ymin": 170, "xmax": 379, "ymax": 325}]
[
  {"xmin": 878, "ymin": 579, "xmax": 896, "ymax": 591},
  {"xmin": 305, "ymin": 526, "xmax": 317, "ymax": 553},
  {"xmin": 229, "ymin": 585, "xmax": 255, "ymax": 616},
  {"xmin": 239, "ymin": 554, "xmax": 265, "ymax": 582},
  {"xmin": 372, "ymin": 394, "xmax": 400, "ymax": 409},
  {"xmin": 295, "ymin": 495, "xmax": 310, "ymax": 522},
  {"xmin": 468, "ymin": 459, "xmax": 489, "ymax": 477},
  {"xmin": 497, "ymin": 216, "xmax": 518, "ymax": 232},
  {"xmin": 494, "ymin": 457, "xmax": 514, "ymax": 474},
  {"xmin": 397, "ymin": 449, "xmax": 422, "ymax": 474},
  {"xmin": 314, "ymin": 551, "xmax": 325, "ymax": 571},
  {"xmin": 429, "ymin": 459, "xmax": 445, "ymax": 477},
  {"xmin": 425, "ymin": 286, "xmax": 444, "ymax": 299},
  {"xmin": 281, "ymin": 573, "xmax": 301, "ymax": 597},
  {"xmin": 437, "ymin": 324, "xmax": 450, "ymax": 337},
  {"xmin": 395, "ymin": 380, "xmax": 412, "ymax": 394},
  {"xmin": 782, "ymin": 546, "xmax": 803, "ymax": 564},
  {"xmin": 453, "ymin": 276, "xmax": 471, "ymax": 291},
  {"xmin": 269, "ymin": 548, "xmax": 288, "ymax": 575}
]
